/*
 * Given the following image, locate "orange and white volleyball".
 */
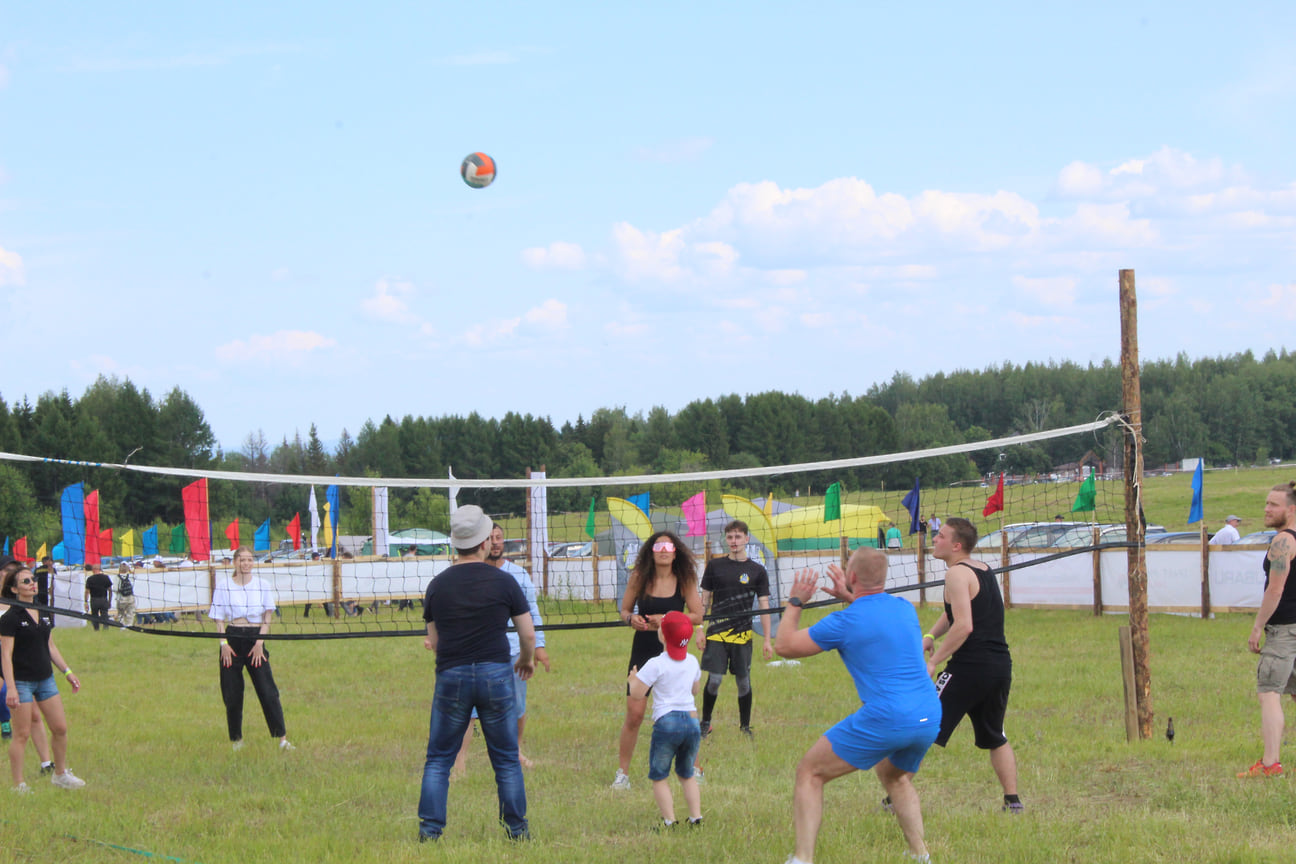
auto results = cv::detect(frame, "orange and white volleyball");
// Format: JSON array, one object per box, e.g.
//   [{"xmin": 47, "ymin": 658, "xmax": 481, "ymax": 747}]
[{"xmin": 460, "ymin": 152, "xmax": 497, "ymax": 188}]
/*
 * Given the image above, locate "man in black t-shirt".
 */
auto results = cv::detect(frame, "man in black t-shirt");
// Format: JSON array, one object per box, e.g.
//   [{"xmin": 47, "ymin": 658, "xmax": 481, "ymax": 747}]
[
  {"xmin": 83, "ymin": 564, "xmax": 113, "ymax": 631},
  {"xmin": 417, "ymin": 505, "xmax": 535, "ymax": 843},
  {"xmin": 695, "ymin": 520, "xmax": 772, "ymax": 739},
  {"xmin": 33, "ymin": 557, "xmax": 55, "ymax": 608},
  {"xmin": 926, "ymin": 517, "xmax": 1021, "ymax": 813},
  {"xmin": 1240, "ymin": 483, "xmax": 1296, "ymax": 778}
]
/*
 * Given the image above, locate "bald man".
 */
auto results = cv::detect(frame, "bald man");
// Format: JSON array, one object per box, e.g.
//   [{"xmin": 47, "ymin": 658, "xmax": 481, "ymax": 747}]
[{"xmin": 775, "ymin": 549, "xmax": 940, "ymax": 864}]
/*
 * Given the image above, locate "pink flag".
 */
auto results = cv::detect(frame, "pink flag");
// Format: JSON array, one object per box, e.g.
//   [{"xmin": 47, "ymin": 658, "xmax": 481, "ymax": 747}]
[{"xmin": 682, "ymin": 491, "xmax": 706, "ymax": 537}]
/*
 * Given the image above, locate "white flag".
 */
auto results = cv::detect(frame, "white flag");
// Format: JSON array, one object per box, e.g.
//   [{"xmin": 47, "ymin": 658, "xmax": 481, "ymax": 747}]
[
  {"xmin": 528, "ymin": 471, "xmax": 549, "ymax": 577},
  {"xmin": 373, "ymin": 486, "xmax": 390, "ymax": 557},
  {"xmin": 448, "ymin": 466, "xmax": 460, "ymax": 517},
  {"xmin": 308, "ymin": 485, "xmax": 321, "ymax": 549}
]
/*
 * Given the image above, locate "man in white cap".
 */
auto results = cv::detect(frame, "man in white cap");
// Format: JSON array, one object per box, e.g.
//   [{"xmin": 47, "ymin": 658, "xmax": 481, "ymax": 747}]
[
  {"xmin": 417, "ymin": 505, "xmax": 536, "ymax": 842},
  {"xmin": 1212, "ymin": 515, "xmax": 1243, "ymax": 545}
]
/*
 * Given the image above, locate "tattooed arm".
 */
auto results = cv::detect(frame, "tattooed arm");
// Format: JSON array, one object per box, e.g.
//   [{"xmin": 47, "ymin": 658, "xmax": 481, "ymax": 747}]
[{"xmin": 1251, "ymin": 532, "xmax": 1296, "ymax": 653}]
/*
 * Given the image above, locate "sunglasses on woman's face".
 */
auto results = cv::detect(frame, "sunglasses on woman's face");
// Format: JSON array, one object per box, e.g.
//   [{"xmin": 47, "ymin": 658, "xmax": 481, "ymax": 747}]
[
  {"xmin": 15, "ymin": 578, "xmax": 34, "ymax": 585},
  {"xmin": 652, "ymin": 541, "xmax": 675, "ymax": 552}
]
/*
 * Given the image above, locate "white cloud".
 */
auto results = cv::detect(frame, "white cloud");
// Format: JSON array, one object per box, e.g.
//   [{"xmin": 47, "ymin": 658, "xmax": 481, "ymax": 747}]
[
  {"xmin": 0, "ymin": 246, "xmax": 24, "ymax": 286},
  {"xmin": 361, "ymin": 278, "xmax": 414, "ymax": 322},
  {"xmin": 632, "ymin": 137, "xmax": 715, "ymax": 163},
  {"xmin": 1013, "ymin": 275, "xmax": 1077, "ymax": 306},
  {"xmin": 1056, "ymin": 161, "xmax": 1106, "ymax": 197},
  {"xmin": 215, "ymin": 330, "xmax": 337, "ymax": 364},
  {"xmin": 464, "ymin": 299, "xmax": 569, "ymax": 346},
  {"xmin": 521, "ymin": 242, "xmax": 586, "ymax": 270},
  {"xmin": 523, "ymin": 299, "xmax": 568, "ymax": 327},
  {"xmin": 1259, "ymin": 283, "xmax": 1296, "ymax": 319}
]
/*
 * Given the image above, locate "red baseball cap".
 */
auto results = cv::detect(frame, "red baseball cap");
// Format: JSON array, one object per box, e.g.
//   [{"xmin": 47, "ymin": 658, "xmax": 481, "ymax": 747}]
[{"xmin": 660, "ymin": 610, "xmax": 693, "ymax": 661}]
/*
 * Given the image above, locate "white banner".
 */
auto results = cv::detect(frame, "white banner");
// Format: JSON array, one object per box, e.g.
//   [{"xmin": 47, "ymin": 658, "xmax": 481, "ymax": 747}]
[
  {"xmin": 372, "ymin": 486, "xmax": 390, "ymax": 557},
  {"xmin": 529, "ymin": 471, "xmax": 549, "ymax": 577}
]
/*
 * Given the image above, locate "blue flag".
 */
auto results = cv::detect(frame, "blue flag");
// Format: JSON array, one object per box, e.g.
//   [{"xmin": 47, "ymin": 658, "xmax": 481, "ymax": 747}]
[
  {"xmin": 1188, "ymin": 459, "xmax": 1204, "ymax": 524},
  {"xmin": 326, "ymin": 484, "xmax": 340, "ymax": 558},
  {"xmin": 254, "ymin": 519, "xmax": 272, "ymax": 552},
  {"xmin": 2, "ymin": 537, "xmax": 7, "ymax": 555},
  {"xmin": 60, "ymin": 482, "xmax": 86, "ymax": 566},
  {"xmin": 142, "ymin": 525, "xmax": 159, "ymax": 557},
  {"xmin": 627, "ymin": 492, "xmax": 650, "ymax": 517},
  {"xmin": 901, "ymin": 478, "xmax": 922, "ymax": 535}
]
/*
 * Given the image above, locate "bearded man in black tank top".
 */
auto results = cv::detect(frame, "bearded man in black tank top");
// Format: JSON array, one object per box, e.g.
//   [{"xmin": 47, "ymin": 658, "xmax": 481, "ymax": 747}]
[
  {"xmin": 1239, "ymin": 483, "xmax": 1296, "ymax": 778},
  {"xmin": 925, "ymin": 517, "xmax": 1023, "ymax": 813}
]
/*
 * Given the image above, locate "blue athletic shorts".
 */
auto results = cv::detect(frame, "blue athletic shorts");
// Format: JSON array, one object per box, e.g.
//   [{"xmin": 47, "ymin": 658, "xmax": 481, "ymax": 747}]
[{"xmin": 824, "ymin": 707, "xmax": 938, "ymax": 773}]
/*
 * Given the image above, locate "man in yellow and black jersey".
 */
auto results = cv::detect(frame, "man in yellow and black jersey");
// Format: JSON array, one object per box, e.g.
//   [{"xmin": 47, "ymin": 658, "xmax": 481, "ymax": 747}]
[{"xmin": 694, "ymin": 520, "xmax": 773, "ymax": 739}]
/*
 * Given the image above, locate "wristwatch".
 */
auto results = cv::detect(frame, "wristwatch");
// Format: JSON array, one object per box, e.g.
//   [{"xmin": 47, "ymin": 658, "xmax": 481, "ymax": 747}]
[{"xmin": 788, "ymin": 597, "xmax": 803, "ymax": 608}]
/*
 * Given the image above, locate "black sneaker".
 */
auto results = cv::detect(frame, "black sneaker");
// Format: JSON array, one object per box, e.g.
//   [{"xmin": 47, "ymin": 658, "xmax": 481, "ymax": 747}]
[
  {"xmin": 1, "ymin": 721, "xmax": 11, "ymax": 740},
  {"xmin": 653, "ymin": 820, "xmax": 677, "ymax": 833},
  {"xmin": 699, "ymin": 721, "xmax": 711, "ymax": 739},
  {"xmin": 687, "ymin": 817, "xmax": 703, "ymax": 827},
  {"xmin": 39, "ymin": 763, "xmax": 54, "ymax": 777},
  {"xmin": 740, "ymin": 725, "xmax": 755, "ymax": 741}
]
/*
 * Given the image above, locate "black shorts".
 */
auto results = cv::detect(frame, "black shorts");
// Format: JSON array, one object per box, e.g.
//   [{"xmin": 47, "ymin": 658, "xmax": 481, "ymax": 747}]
[
  {"xmin": 700, "ymin": 639, "xmax": 753, "ymax": 676},
  {"xmin": 934, "ymin": 666, "xmax": 1011, "ymax": 750},
  {"xmin": 627, "ymin": 644, "xmax": 662, "ymax": 696}
]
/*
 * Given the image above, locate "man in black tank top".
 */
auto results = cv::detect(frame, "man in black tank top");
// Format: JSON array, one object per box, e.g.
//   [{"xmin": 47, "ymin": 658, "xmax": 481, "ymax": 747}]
[
  {"xmin": 925, "ymin": 517, "xmax": 1023, "ymax": 813},
  {"xmin": 1239, "ymin": 484, "xmax": 1296, "ymax": 778}
]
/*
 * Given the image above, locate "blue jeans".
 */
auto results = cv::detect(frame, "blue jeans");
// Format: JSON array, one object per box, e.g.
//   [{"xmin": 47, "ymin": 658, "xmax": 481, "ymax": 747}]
[
  {"xmin": 648, "ymin": 711, "xmax": 701, "ymax": 781},
  {"xmin": 417, "ymin": 661, "xmax": 527, "ymax": 840}
]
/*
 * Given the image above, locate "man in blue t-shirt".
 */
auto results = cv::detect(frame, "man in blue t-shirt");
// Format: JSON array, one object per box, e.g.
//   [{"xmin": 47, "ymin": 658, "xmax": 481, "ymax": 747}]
[
  {"xmin": 417, "ymin": 505, "xmax": 536, "ymax": 843},
  {"xmin": 774, "ymin": 548, "xmax": 940, "ymax": 864}
]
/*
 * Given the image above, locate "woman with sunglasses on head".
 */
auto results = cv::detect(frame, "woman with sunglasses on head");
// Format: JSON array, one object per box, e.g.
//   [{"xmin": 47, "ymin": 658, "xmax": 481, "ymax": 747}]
[
  {"xmin": 0, "ymin": 566, "xmax": 86, "ymax": 792},
  {"xmin": 611, "ymin": 531, "xmax": 703, "ymax": 790}
]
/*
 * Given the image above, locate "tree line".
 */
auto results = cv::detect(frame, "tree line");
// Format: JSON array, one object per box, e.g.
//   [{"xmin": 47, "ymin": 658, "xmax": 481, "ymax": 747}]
[{"xmin": 1, "ymin": 348, "xmax": 1292, "ymax": 545}]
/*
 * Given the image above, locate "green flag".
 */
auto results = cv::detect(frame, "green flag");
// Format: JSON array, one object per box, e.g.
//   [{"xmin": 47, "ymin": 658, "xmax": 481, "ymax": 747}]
[
  {"xmin": 168, "ymin": 524, "xmax": 188, "ymax": 554},
  {"xmin": 1071, "ymin": 472, "xmax": 1096, "ymax": 513},
  {"xmin": 824, "ymin": 482, "xmax": 842, "ymax": 522},
  {"xmin": 584, "ymin": 495, "xmax": 597, "ymax": 538}
]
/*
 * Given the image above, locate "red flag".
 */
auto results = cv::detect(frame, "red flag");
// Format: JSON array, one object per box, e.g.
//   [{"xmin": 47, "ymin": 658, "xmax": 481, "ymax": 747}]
[
  {"xmin": 287, "ymin": 513, "xmax": 302, "ymax": 551},
  {"xmin": 982, "ymin": 473, "xmax": 1005, "ymax": 518},
  {"xmin": 13, "ymin": 537, "xmax": 30, "ymax": 563},
  {"xmin": 225, "ymin": 519, "xmax": 240, "ymax": 549},
  {"xmin": 182, "ymin": 478, "xmax": 211, "ymax": 562},
  {"xmin": 99, "ymin": 528, "xmax": 113, "ymax": 558},
  {"xmin": 84, "ymin": 489, "xmax": 102, "ymax": 565}
]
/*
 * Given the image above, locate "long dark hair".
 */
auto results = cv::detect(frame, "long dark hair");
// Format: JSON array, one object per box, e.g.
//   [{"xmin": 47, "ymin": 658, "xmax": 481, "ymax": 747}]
[
  {"xmin": 1, "ymin": 566, "xmax": 31, "ymax": 600},
  {"xmin": 626, "ymin": 531, "xmax": 696, "ymax": 602}
]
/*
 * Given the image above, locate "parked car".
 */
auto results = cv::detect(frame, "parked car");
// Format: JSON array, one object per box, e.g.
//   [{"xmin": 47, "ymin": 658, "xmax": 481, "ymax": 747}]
[
  {"xmin": 548, "ymin": 541, "xmax": 593, "ymax": 558},
  {"xmin": 978, "ymin": 521, "xmax": 1087, "ymax": 550},
  {"xmin": 502, "ymin": 539, "xmax": 528, "ymax": 561},
  {"xmin": 1237, "ymin": 530, "xmax": 1277, "ymax": 545},
  {"xmin": 1050, "ymin": 524, "xmax": 1167, "ymax": 548},
  {"xmin": 1145, "ymin": 531, "xmax": 1202, "ymax": 544}
]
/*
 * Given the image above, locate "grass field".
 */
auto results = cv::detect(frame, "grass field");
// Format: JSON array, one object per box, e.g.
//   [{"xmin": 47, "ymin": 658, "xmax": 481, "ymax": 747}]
[{"xmin": 4, "ymin": 605, "xmax": 1296, "ymax": 863}]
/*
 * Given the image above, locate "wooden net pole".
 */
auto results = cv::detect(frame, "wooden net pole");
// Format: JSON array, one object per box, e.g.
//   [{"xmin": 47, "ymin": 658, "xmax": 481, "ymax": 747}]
[{"xmin": 1120, "ymin": 268, "xmax": 1152, "ymax": 740}]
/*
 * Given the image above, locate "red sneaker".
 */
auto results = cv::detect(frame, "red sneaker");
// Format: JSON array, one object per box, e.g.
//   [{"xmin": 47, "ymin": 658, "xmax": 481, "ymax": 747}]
[{"xmin": 1238, "ymin": 759, "xmax": 1284, "ymax": 778}]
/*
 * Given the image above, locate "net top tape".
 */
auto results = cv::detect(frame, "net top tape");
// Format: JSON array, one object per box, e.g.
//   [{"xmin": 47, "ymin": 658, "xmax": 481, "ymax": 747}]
[{"xmin": 0, "ymin": 415, "xmax": 1119, "ymax": 489}]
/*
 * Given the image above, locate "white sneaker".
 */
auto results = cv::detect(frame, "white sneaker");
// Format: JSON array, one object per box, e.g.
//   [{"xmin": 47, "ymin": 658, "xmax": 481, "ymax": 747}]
[
  {"xmin": 279, "ymin": 739, "xmax": 296, "ymax": 752},
  {"xmin": 12, "ymin": 782, "xmax": 31, "ymax": 795},
  {"xmin": 694, "ymin": 767, "xmax": 706, "ymax": 785},
  {"xmin": 232, "ymin": 740, "xmax": 244, "ymax": 752},
  {"xmin": 51, "ymin": 770, "xmax": 86, "ymax": 789},
  {"xmin": 610, "ymin": 769, "xmax": 631, "ymax": 790}
]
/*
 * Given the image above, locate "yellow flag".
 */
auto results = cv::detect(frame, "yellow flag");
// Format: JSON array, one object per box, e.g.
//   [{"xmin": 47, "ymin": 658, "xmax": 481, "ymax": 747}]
[
  {"xmin": 322, "ymin": 502, "xmax": 334, "ymax": 550},
  {"xmin": 119, "ymin": 528, "xmax": 137, "ymax": 557},
  {"xmin": 36, "ymin": 542, "xmax": 48, "ymax": 560},
  {"xmin": 762, "ymin": 494, "xmax": 774, "ymax": 518}
]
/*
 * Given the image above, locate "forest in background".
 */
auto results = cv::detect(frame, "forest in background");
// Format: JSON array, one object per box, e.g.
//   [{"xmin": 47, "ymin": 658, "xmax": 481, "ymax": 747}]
[{"xmin": 2, "ymin": 348, "xmax": 1293, "ymax": 543}]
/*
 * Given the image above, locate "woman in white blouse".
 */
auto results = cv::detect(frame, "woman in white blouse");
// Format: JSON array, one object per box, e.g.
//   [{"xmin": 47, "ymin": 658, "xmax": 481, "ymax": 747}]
[{"xmin": 209, "ymin": 547, "xmax": 294, "ymax": 751}]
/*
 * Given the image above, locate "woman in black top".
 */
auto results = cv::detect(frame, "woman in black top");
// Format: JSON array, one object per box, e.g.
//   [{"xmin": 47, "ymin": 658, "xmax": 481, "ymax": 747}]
[
  {"xmin": 0, "ymin": 566, "xmax": 85, "ymax": 792},
  {"xmin": 611, "ymin": 531, "xmax": 702, "ymax": 789}
]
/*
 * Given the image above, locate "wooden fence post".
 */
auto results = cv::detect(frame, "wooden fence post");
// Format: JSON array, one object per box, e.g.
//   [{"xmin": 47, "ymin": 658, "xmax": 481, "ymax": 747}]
[
  {"xmin": 1200, "ymin": 522, "xmax": 1211, "ymax": 619},
  {"xmin": 1119, "ymin": 625, "xmax": 1139, "ymax": 742},
  {"xmin": 1092, "ymin": 523, "xmax": 1103, "ymax": 616},
  {"xmin": 1120, "ymin": 268, "xmax": 1152, "ymax": 740}
]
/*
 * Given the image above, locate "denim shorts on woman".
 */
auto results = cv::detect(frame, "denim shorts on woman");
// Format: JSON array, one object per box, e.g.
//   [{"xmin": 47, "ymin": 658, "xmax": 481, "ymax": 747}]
[
  {"xmin": 15, "ymin": 675, "xmax": 59, "ymax": 704},
  {"xmin": 648, "ymin": 710, "xmax": 701, "ymax": 781}
]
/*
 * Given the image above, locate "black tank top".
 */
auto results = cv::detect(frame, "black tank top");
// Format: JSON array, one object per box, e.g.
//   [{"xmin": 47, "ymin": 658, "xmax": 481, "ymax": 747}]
[
  {"xmin": 630, "ymin": 585, "xmax": 686, "ymax": 661},
  {"xmin": 944, "ymin": 561, "xmax": 1012, "ymax": 673},
  {"xmin": 1263, "ymin": 529, "xmax": 1296, "ymax": 626}
]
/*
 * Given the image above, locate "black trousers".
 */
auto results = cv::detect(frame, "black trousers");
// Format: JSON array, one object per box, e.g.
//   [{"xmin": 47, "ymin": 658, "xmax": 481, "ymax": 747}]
[
  {"xmin": 220, "ymin": 626, "xmax": 287, "ymax": 741},
  {"xmin": 89, "ymin": 598, "xmax": 111, "ymax": 630}
]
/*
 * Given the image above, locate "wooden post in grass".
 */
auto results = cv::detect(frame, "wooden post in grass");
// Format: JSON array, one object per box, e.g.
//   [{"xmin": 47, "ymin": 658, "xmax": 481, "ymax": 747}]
[
  {"xmin": 1118, "ymin": 624, "xmax": 1139, "ymax": 742},
  {"xmin": 1120, "ymin": 268, "xmax": 1152, "ymax": 740},
  {"xmin": 840, "ymin": 534, "xmax": 849, "ymax": 570},
  {"xmin": 331, "ymin": 555, "xmax": 342, "ymax": 618},
  {"xmin": 1200, "ymin": 522, "xmax": 1211, "ymax": 619},
  {"xmin": 1092, "ymin": 523, "xmax": 1103, "ymax": 616}
]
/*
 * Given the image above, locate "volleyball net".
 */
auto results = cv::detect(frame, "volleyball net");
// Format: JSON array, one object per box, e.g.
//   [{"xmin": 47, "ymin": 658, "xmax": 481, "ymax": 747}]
[{"xmin": 0, "ymin": 414, "xmax": 1130, "ymax": 638}]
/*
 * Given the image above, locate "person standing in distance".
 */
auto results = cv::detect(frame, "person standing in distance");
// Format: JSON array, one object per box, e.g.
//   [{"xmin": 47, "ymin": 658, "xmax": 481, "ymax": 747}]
[
  {"xmin": 83, "ymin": 564, "xmax": 112, "ymax": 631},
  {"xmin": 926, "ymin": 517, "xmax": 1022, "ymax": 813},
  {"xmin": 775, "ymin": 549, "xmax": 940, "ymax": 864},
  {"xmin": 418, "ymin": 505, "xmax": 535, "ymax": 842},
  {"xmin": 1239, "ymin": 484, "xmax": 1296, "ymax": 777},
  {"xmin": 695, "ymin": 520, "xmax": 772, "ymax": 739},
  {"xmin": 1211, "ymin": 515, "xmax": 1243, "ymax": 545}
]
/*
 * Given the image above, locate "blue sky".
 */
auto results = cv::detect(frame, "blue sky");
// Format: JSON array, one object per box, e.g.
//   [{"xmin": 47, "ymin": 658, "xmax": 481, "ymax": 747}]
[{"xmin": 2, "ymin": 2, "xmax": 1295, "ymax": 452}]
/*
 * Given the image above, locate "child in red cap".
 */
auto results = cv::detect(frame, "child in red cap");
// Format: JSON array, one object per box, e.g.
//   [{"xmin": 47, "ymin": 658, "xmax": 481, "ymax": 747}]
[{"xmin": 628, "ymin": 609, "xmax": 703, "ymax": 829}]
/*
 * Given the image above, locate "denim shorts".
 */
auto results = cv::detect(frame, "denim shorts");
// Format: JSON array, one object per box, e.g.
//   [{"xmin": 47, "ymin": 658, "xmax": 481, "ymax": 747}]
[
  {"xmin": 648, "ymin": 710, "xmax": 701, "ymax": 781},
  {"xmin": 15, "ymin": 675, "xmax": 59, "ymax": 704}
]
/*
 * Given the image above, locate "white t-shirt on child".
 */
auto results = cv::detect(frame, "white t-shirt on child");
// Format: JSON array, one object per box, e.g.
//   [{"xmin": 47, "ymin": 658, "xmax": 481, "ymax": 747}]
[{"xmin": 635, "ymin": 653, "xmax": 701, "ymax": 722}]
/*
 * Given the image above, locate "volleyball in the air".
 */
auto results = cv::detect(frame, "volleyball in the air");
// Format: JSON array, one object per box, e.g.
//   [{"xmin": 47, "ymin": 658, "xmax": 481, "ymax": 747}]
[{"xmin": 460, "ymin": 152, "xmax": 497, "ymax": 189}]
